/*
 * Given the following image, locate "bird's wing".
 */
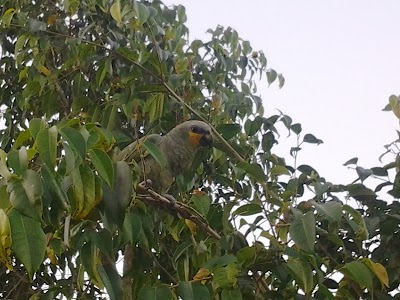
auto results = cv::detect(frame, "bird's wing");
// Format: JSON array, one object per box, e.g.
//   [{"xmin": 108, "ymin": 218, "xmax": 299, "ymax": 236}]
[{"xmin": 114, "ymin": 133, "xmax": 163, "ymax": 162}]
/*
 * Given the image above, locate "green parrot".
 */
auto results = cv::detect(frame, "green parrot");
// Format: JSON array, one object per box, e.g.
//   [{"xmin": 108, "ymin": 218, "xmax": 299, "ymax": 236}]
[{"xmin": 115, "ymin": 120, "xmax": 213, "ymax": 194}]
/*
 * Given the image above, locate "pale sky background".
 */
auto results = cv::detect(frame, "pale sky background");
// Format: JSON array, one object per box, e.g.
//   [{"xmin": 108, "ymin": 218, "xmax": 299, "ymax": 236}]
[{"xmin": 163, "ymin": 0, "xmax": 400, "ymax": 184}]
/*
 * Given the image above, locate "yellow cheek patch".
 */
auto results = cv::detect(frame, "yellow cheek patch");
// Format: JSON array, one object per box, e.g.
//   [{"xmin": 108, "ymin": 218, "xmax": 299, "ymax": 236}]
[{"xmin": 188, "ymin": 132, "xmax": 203, "ymax": 147}]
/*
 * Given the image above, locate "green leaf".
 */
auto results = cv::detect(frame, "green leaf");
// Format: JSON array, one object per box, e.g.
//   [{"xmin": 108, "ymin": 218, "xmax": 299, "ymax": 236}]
[
  {"xmin": 138, "ymin": 286, "xmax": 174, "ymax": 300},
  {"xmin": 143, "ymin": 139, "xmax": 166, "ymax": 168},
  {"xmin": 266, "ymin": 69, "xmax": 277, "ymax": 86},
  {"xmin": 117, "ymin": 47, "xmax": 139, "ymax": 62},
  {"xmin": 221, "ymin": 289, "xmax": 242, "ymax": 300},
  {"xmin": 0, "ymin": 186, "xmax": 10, "ymax": 209},
  {"xmin": 59, "ymin": 127, "xmax": 87, "ymax": 160},
  {"xmin": 89, "ymin": 149, "xmax": 114, "ymax": 188},
  {"xmin": 213, "ymin": 263, "xmax": 239, "ymax": 288},
  {"xmin": 289, "ymin": 211, "xmax": 316, "ymax": 252},
  {"xmin": 191, "ymin": 193, "xmax": 211, "ymax": 217},
  {"xmin": 370, "ymin": 167, "xmax": 388, "ymax": 177},
  {"xmin": 233, "ymin": 204, "xmax": 262, "ymax": 216},
  {"xmin": 389, "ymin": 94, "xmax": 400, "ymax": 119},
  {"xmin": 242, "ymin": 40, "xmax": 252, "ymax": 55},
  {"xmin": 286, "ymin": 258, "xmax": 315, "ymax": 294},
  {"xmin": 175, "ymin": 58, "xmax": 188, "ymax": 74},
  {"xmin": 177, "ymin": 282, "xmax": 211, "ymax": 300},
  {"xmin": 312, "ymin": 201, "xmax": 342, "ymax": 223},
  {"xmin": 270, "ymin": 165, "xmax": 290, "ymax": 176},
  {"xmin": 303, "ymin": 134, "xmax": 323, "ymax": 145},
  {"xmin": 97, "ymin": 263, "xmax": 123, "ymax": 300},
  {"xmin": 29, "ymin": 118, "xmax": 46, "ymax": 140},
  {"xmin": 71, "ymin": 164, "xmax": 97, "ymax": 219},
  {"xmin": 134, "ymin": 2, "xmax": 150, "ymax": 25},
  {"xmin": 340, "ymin": 261, "xmax": 374, "ymax": 291},
  {"xmin": 7, "ymin": 147, "xmax": 28, "ymax": 176},
  {"xmin": 123, "ymin": 211, "xmax": 143, "ymax": 244},
  {"xmin": 343, "ymin": 157, "xmax": 358, "ymax": 166},
  {"xmin": 80, "ymin": 242, "xmax": 104, "ymax": 288},
  {"xmin": 102, "ymin": 104, "xmax": 118, "ymax": 131},
  {"xmin": 343, "ymin": 204, "xmax": 369, "ymax": 240},
  {"xmin": 204, "ymin": 254, "xmax": 237, "ymax": 269},
  {"xmin": 361, "ymin": 258, "xmax": 389, "ymax": 288},
  {"xmin": 96, "ymin": 59, "xmax": 110, "ymax": 87},
  {"xmin": 13, "ymin": 129, "xmax": 32, "ymax": 150},
  {"xmin": 236, "ymin": 246, "xmax": 256, "ymax": 268},
  {"xmin": 173, "ymin": 241, "xmax": 193, "ymax": 262},
  {"xmin": 278, "ymin": 74, "xmax": 285, "ymax": 88},
  {"xmin": 27, "ymin": 18, "xmax": 46, "ymax": 32},
  {"xmin": 356, "ymin": 167, "xmax": 372, "ymax": 182},
  {"xmin": 236, "ymin": 162, "xmax": 267, "ymax": 182},
  {"xmin": 8, "ymin": 170, "xmax": 43, "ymax": 221},
  {"xmin": 102, "ymin": 161, "xmax": 133, "ymax": 228},
  {"xmin": 0, "ymin": 150, "xmax": 11, "ymax": 180},
  {"xmin": 143, "ymin": 93, "xmax": 164, "ymax": 123},
  {"xmin": 244, "ymin": 117, "xmax": 262, "ymax": 136},
  {"xmin": 41, "ymin": 164, "xmax": 70, "ymax": 212},
  {"xmin": 2, "ymin": 8, "xmax": 17, "ymax": 27},
  {"xmin": 297, "ymin": 164, "xmax": 318, "ymax": 176},
  {"xmin": 110, "ymin": 0, "xmax": 122, "ymax": 24},
  {"xmin": 176, "ymin": 4, "xmax": 187, "ymax": 23},
  {"xmin": 36, "ymin": 126, "xmax": 58, "ymax": 168},
  {"xmin": 347, "ymin": 183, "xmax": 376, "ymax": 202},
  {"xmin": 217, "ymin": 124, "xmax": 241, "ymax": 140},
  {"xmin": 290, "ymin": 123, "xmax": 302, "ymax": 135},
  {"xmin": 9, "ymin": 208, "xmax": 46, "ymax": 281}
]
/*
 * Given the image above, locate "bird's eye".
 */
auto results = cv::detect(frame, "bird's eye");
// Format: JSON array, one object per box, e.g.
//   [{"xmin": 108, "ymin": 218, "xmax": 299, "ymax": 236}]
[{"xmin": 191, "ymin": 126, "xmax": 199, "ymax": 133}]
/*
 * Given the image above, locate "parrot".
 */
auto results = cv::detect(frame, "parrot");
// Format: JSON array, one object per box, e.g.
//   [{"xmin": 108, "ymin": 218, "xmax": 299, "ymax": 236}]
[{"xmin": 115, "ymin": 120, "xmax": 213, "ymax": 194}]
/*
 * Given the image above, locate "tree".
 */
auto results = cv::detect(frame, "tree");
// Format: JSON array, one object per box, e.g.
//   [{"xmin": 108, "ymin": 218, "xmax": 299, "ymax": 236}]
[{"xmin": 0, "ymin": 0, "xmax": 398, "ymax": 299}]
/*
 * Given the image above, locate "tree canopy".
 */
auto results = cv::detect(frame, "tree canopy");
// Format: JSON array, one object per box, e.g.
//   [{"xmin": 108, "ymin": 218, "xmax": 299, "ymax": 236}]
[{"xmin": 1, "ymin": 0, "xmax": 400, "ymax": 299}]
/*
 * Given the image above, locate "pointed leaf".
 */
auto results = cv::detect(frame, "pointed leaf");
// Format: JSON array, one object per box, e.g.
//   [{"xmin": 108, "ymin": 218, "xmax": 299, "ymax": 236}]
[
  {"xmin": 343, "ymin": 157, "xmax": 358, "ymax": 166},
  {"xmin": 289, "ymin": 211, "xmax": 316, "ymax": 252},
  {"xmin": 142, "ymin": 139, "xmax": 166, "ymax": 169},
  {"xmin": 236, "ymin": 162, "xmax": 266, "ymax": 182},
  {"xmin": 138, "ymin": 286, "xmax": 174, "ymax": 300},
  {"xmin": 312, "ymin": 201, "xmax": 342, "ymax": 223},
  {"xmin": 286, "ymin": 258, "xmax": 315, "ymax": 293},
  {"xmin": 102, "ymin": 161, "xmax": 133, "ymax": 228},
  {"xmin": 191, "ymin": 193, "xmax": 211, "ymax": 217},
  {"xmin": 97, "ymin": 263, "xmax": 123, "ymax": 300},
  {"xmin": 89, "ymin": 149, "xmax": 114, "ymax": 188},
  {"xmin": 110, "ymin": 0, "xmax": 122, "ymax": 23},
  {"xmin": 8, "ymin": 170, "xmax": 43, "ymax": 221},
  {"xmin": 41, "ymin": 164, "xmax": 70, "ymax": 212},
  {"xmin": 221, "ymin": 289, "xmax": 242, "ymax": 300},
  {"xmin": 7, "ymin": 147, "xmax": 28, "ymax": 176},
  {"xmin": 36, "ymin": 126, "xmax": 58, "ymax": 168},
  {"xmin": 356, "ymin": 167, "xmax": 373, "ymax": 182},
  {"xmin": 177, "ymin": 282, "xmax": 211, "ymax": 300},
  {"xmin": 303, "ymin": 133, "xmax": 323, "ymax": 145},
  {"xmin": 361, "ymin": 258, "xmax": 389, "ymax": 288},
  {"xmin": 59, "ymin": 127, "xmax": 87, "ymax": 160},
  {"xmin": 340, "ymin": 261, "xmax": 374, "ymax": 291},
  {"xmin": 233, "ymin": 204, "xmax": 262, "ymax": 216},
  {"xmin": 9, "ymin": 209, "xmax": 46, "ymax": 281}
]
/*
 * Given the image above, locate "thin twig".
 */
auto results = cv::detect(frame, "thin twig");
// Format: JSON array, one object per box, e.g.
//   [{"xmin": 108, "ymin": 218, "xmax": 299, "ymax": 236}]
[{"xmin": 137, "ymin": 183, "xmax": 221, "ymax": 240}]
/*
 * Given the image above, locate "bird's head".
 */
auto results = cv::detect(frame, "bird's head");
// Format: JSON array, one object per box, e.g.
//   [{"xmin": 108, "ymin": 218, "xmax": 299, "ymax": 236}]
[{"xmin": 173, "ymin": 120, "xmax": 213, "ymax": 149}]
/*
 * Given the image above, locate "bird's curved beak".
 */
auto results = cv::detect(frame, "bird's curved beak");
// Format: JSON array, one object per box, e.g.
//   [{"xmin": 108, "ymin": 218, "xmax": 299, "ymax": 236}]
[{"xmin": 199, "ymin": 134, "xmax": 213, "ymax": 148}]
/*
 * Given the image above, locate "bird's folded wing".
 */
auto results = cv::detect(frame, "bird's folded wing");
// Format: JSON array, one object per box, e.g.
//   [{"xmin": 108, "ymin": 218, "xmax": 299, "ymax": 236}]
[{"xmin": 114, "ymin": 133, "xmax": 163, "ymax": 162}]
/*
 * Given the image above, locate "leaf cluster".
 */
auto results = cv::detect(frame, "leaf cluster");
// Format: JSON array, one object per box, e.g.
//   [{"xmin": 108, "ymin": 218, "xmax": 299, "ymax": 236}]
[{"xmin": 0, "ymin": 0, "xmax": 398, "ymax": 299}]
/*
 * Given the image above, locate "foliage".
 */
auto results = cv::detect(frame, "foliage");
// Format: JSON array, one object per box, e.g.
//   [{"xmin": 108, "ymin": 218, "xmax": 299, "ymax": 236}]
[{"xmin": 0, "ymin": 0, "xmax": 399, "ymax": 299}]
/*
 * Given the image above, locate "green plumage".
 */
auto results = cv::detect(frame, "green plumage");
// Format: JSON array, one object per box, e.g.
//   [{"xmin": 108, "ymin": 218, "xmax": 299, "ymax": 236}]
[{"xmin": 115, "ymin": 120, "xmax": 213, "ymax": 193}]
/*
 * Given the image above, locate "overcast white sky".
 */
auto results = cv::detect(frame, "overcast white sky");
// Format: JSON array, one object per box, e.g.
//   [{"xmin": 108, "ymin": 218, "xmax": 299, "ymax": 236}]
[{"xmin": 163, "ymin": 0, "xmax": 400, "ymax": 184}]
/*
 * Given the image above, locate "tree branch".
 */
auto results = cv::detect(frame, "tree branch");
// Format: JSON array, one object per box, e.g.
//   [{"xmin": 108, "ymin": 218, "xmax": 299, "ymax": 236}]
[{"xmin": 137, "ymin": 183, "xmax": 221, "ymax": 240}]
